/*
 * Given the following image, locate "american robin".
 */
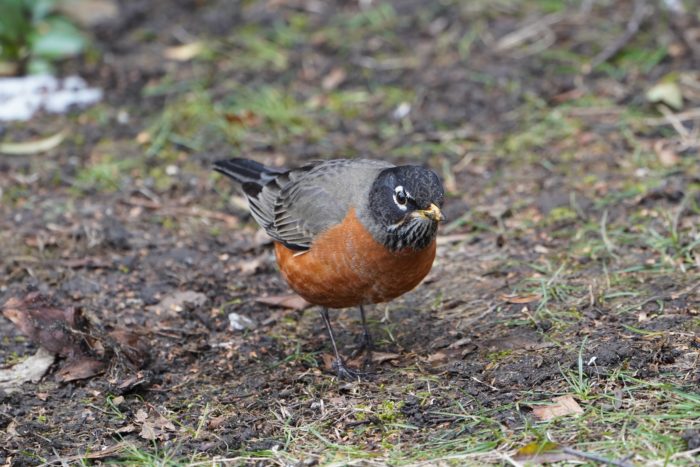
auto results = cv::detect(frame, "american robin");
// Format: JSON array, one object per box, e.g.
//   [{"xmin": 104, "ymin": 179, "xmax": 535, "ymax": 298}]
[{"xmin": 214, "ymin": 158, "xmax": 445, "ymax": 379}]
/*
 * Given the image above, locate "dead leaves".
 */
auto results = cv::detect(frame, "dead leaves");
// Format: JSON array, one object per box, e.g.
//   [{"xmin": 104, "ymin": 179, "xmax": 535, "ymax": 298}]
[
  {"xmin": 134, "ymin": 408, "xmax": 177, "ymax": 441},
  {"xmin": 531, "ymin": 395, "xmax": 584, "ymax": 421},
  {"xmin": 0, "ymin": 348, "xmax": 55, "ymax": 395},
  {"xmin": 1, "ymin": 292, "xmax": 150, "ymax": 384},
  {"xmin": 2, "ymin": 293, "xmax": 87, "ymax": 358},
  {"xmin": 500, "ymin": 293, "xmax": 541, "ymax": 304},
  {"xmin": 55, "ymin": 357, "xmax": 106, "ymax": 383},
  {"xmin": 146, "ymin": 290, "xmax": 208, "ymax": 315},
  {"xmin": 256, "ymin": 294, "xmax": 310, "ymax": 311}
]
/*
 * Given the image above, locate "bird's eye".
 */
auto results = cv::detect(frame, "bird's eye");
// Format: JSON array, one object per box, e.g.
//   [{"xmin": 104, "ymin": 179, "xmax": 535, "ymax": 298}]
[
  {"xmin": 395, "ymin": 188, "xmax": 407, "ymax": 205},
  {"xmin": 393, "ymin": 186, "xmax": 408, "ymax": 210}
]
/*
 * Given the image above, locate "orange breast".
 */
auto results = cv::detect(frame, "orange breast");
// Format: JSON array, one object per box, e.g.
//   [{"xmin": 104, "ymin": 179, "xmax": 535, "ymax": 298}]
[{"xmin": 274, "ymin": 208, "xmax": 437, "ymax": 308}]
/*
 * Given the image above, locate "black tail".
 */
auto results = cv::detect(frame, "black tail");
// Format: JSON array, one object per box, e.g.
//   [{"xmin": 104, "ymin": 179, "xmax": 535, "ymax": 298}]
[{"xmin": 213, "ymin": 158, "xmax": 284, "ymax": 196}]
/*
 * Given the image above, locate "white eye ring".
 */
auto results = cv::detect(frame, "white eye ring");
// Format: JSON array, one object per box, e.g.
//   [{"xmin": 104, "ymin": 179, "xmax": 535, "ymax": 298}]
[{"xmin": 393, "ymin": 185, "xmax": 409, "ymax": 211}]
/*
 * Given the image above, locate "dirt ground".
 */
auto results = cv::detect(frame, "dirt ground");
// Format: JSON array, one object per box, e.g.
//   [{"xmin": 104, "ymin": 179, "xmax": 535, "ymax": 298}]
[{"xmin": 1, "ymin": 0, "xmax": 700, "ymax": 465}]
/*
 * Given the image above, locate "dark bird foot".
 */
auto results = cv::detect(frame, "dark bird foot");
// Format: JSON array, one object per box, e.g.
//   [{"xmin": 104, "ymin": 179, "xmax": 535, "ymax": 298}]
[{"xmin": 332, "ymin": 359, "xmax": 365, "ymax": 381}]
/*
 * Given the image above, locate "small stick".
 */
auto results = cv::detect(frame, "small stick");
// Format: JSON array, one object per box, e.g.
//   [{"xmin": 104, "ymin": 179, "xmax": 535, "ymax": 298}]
[
  {"xmin": 562, "ymin": 447, "xmax": 635, "ymax": 467},
  {"xmin": 600, "ymin": 209, "xmax": 619, "ymax": 259},
  {"xmin": 585, "ymin": 0, "xmax": 650, "ymax": 72}
]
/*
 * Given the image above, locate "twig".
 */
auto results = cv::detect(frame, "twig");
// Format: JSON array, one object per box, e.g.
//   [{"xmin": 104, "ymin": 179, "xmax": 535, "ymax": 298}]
[
  {"xmin": 664, "ymin": 0, "xmax": 700, "ymax": 62},
  {"xmin": 585, "ymin": 0, "xmax": 651, "ymax": 72},
  {"xmin": 36, "ymin": 443, "xmax": 128, "ymax": 467},
  {"xmin": 671, "ymin": 192, "xmax": 690, "ymax": 240},
  {"xmin": 496, "ymin": 12, "xmax": 564, "ymax": 52},
  {"xmin": 657, "ymin": 104, "xmax": 691, "ymax": 140},
  {"xmin": 120, "ymin": 197, "xmax": 240, "ymax": 226},
  {"xmin": 600, "ymin": 209, "xmax": 619, "ymax": 259},
  {"xmin": 562, "ymin": 447, "xmax": 635, "ymax": 467},
  {"xmin": 643, "ymin": 107, "xmax": 700, "ymax": 126}
]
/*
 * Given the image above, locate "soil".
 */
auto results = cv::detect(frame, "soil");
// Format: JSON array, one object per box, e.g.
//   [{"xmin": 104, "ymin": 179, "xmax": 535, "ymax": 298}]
[{"xmin": 1, "ymin": 0, "xmax": 699, "ymax": 465}]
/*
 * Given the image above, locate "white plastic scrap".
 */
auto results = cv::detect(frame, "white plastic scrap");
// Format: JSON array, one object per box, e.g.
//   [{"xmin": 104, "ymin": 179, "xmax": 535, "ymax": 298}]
[
  {"xmin": 228, "ymin": 312, "xmax": 257, "ymax": 331},
  {"xmin": 0, "ymin": 74, "xmax": 103, "ymax": 121}
]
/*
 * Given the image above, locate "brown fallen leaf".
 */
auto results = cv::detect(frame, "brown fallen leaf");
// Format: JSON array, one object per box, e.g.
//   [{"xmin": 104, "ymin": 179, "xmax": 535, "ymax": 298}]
[
  {"xmin": 426, "ymin": 351, "xmax": 448, "ymax": 365},
  {"xmin": 113, "ymin": 370, "xmax": 154, "ymax": 394},
  {"xmin": 256, "ymin": 294, "xmax": 310, "ymax": 311},
  {"xmin": 2, "ymin": 292, "xmax": 150, "ymax": 385},
  {"xmin": 237, "ymin": 256, "xmax": 265, "ymax": 276},
  {"xmin": 653, "ymin": 140, "xmax": 680, "ymax": 167},
  {"xmin": 500, "ymin": 293, "xmax": 542, "ymax": 304},
  {"xmin": 208, "ymin": 415, "xmax": 228, "ymax": 429},
  {"xmin": 139, "ymin": 421, "xmax": 157, "ymax": 440},
  {"xmin": 321, "ymin": 353, "xmax": 335, "ymax": 371},
  {"xmin": 164, "ymin": 42, "xmax": 204, "ymax": 61},
  {"xmin": 116, "ymin": 424, "xmax": 137, "ymax": 434},
  {"xmin": 448, "ymin": 337, "xmax": 473, "ymax": 349},
  {"xmin": 146, "ymin": 290, "xmax": 208, "ymax": 315},
  {"xmin": 532, "ymin": 395, "xmax": 584, "ymax": 421},
  {"xmin": 2, "ymin": 293, "xmax": 86, "ymax": 358},
  {"xmin": 322, "ymin": 67, "xmax": 346, "ymax": 90},
  {"xmin": 135, "ymin": 408, "xmax": 177, "ymax": 441},
  {"xmin": 108, "ymin": 328, "xmax": 150, "ymax": 367},
  {"xmin": 371, "ymin": 352, "xmax": 402, "ymax": 364},
  {"xmin": 55, "ymin": 357, "xmax": 105, "ymax": 383},
  {"xmin": 57, "ymin": 0, "xmax": 119, "ymax": 27}
]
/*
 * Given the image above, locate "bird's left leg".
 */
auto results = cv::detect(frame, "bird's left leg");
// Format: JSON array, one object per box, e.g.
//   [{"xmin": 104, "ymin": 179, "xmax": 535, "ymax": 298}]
[{"xmin": 358, "ymin": 304, "xmax": 374, "ymax": 353}]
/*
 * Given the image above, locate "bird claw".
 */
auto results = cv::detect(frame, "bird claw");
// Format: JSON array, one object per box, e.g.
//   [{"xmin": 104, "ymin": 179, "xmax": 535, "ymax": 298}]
[
  {"xmin": 351, "ymin": 332, "xmax": 374, "ymax": 357},
  {"xmin": 332, "ymin": 359, "xmax": 365, "ymax": 381}
]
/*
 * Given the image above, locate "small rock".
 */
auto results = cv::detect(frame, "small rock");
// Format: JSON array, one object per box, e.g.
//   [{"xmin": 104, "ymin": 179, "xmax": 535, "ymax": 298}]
[{"xmin": 228, "ymin": 312, "xmax": 257, "ymax": 331}]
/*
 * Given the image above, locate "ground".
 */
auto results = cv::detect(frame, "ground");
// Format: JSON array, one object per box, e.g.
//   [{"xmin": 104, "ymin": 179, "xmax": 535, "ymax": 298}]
[{"xmin": 1, "ymin": 0, "xmax": 699, "ymax": 465}]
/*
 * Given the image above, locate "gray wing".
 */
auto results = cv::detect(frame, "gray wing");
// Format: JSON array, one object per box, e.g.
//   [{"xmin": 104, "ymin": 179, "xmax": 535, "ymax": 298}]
[{"xmin": 247, "ymin": 159, "xmax": 393, "ymax": 250}]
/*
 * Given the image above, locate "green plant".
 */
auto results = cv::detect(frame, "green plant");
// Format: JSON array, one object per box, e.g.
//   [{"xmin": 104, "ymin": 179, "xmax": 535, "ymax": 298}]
[{"xmin": 0, "ymin": 0, "xmax": 86, "ymax": 75}]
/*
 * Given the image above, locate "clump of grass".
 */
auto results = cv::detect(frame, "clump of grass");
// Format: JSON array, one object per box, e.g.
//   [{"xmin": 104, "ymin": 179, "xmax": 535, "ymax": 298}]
[{"xmin": 0, "ymin": 0, "xmax": 86, "ymax": 75}]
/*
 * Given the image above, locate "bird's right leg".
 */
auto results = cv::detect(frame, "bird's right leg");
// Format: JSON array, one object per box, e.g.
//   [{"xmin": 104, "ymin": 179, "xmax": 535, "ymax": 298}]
[{"xmin": 319, "ymin": 308, "xmax": 362, "ymax": 381}]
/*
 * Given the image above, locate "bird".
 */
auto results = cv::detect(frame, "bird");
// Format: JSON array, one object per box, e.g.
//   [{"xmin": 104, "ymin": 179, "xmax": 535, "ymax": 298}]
[{"xmin": 214, "ymin": 158, "xmax": 445, "ymax": 379}]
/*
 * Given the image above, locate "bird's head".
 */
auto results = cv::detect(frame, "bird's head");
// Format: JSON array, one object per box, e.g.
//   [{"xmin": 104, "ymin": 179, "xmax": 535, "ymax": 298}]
[{"xmin": 368, "ymin": 165, "xmax": 445, "ymax": 251}]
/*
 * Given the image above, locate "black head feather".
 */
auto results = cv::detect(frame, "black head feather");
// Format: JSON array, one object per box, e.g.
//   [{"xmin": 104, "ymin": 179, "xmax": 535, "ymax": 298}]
[{"xmin": 368, "ymin": 166, "xmax": 445, "ymax": 251}]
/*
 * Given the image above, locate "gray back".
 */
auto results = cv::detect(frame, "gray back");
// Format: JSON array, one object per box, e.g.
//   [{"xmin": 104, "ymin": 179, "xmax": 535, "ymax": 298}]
[{"xmin": 247, "ymin": 159, "xmax": 393, "ymax": 250}]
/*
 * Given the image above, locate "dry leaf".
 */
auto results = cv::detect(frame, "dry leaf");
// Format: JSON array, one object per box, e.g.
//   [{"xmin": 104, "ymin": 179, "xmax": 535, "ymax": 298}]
[
  {"xmin": 0, "ymin": 131, "xmax": 65, "ymax": 155},
  {"xmin": 208, "ymin": 415, "xmax": 228, "ymax": 429},
  {"xmin": 653, "ymin": 140, "xmax": 680, "ymax": 167},
  {"xmin": 321, "ymin": 353, "xmax": 335, "ymax": 371},
  {"xmin": 500, "ymin": 293, "xmax": 541, "ymax": 304},
  {"xmin": 448, "ymin": 337, "xmax": 473, "ymax": 349},
  {"xmin": 322, "ymin": 67, "xmax": 346, "ymax": 90},
  {"xmin": 55, "ymin": 357, "xmax": 105, "ymax": 382},
  {"xmin": 426, "ymin": 351, "xmax": 448, "ymax": 365},
  {"xmin": 646, "ymin": 81, "xmax": 683, "ymax": 110},
  {"xmin": 114, "ymin": 371, "xmax": 154, "ymax": 394},
  {"xmin": 532, "ymin": 395, "xmax": 583, "ymax": 421},
  {"xmin": 116, "ymin": 424, "xmax": 137, "ymax": 434},
  {"xmin": 371, "ymin": 352, "xmax": 401, "ymax": 364},
  {"xmin": 0, "ymin": 348, "xmax": 55, "ymax": 394},
  {"xmin": 146, "ymin": 290, "xmax": 208, "ymax": 315},
  {"xmin": 256, "ymin": 294, "xmax": 310, "ymax": 311},
  {"xmin": 2, "ymin": 293, "xmax": 85, "ymax": 358},
  {"xmin": 139, "ymin": 421, "xmax": 157, "ymax": 440},
  {"xmin": 108, "ymin": 328, "xmax": 150, "ymax": 367},
  {"xmin": 238, "ymin": 256, "xmax": 264, "ymax": 276},
  {"xmin": 164, "ymin": 42, "xmax": 204, "ymax": 61},
  {"xmin": 58, "ymin": 0, "xmax": 119, "ymax": 27}
]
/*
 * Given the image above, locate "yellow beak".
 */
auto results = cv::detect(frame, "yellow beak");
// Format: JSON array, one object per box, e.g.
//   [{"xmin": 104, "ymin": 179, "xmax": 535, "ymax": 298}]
[{"xmin": 415, "ymin": 203, "xmax": 445, "ymax": 222}]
